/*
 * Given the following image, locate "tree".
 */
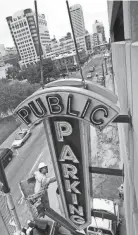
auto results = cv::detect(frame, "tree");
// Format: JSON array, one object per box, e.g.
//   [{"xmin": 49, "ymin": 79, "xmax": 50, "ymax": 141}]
[
  {"xmin": 6, "ymin": 58, "xmax": 60, "ymax": 85},
  {"xmin": 42, "ymin": 59, "xmax": 60, "ymax": 84},
  {"xmin": 16, "ymin": 70, "xmax": 27, "ymax": 81},
  {"xmin": 6, "ymin": 66, "xmax": 19, "ymax": 80},
  {"xmin": 25, "ymin": 65, "xmax": 40, "ymax": 84},
  {"xmin": 0, "ymin": 80, "xmax": 40, "ymax": 115}
]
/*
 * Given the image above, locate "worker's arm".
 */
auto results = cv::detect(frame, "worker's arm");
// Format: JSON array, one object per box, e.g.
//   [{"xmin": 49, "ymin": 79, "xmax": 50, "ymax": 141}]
[{"xmin": 49, "ymin": 176, "xmax": 56, "ymax": 184}]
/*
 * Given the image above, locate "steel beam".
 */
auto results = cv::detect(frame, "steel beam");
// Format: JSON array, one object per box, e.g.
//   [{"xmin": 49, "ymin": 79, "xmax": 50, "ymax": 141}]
[
  {"xmin": 91, "ymin": 210, "xmax": 117, "ymax": 221},
  {"xmin": 89, "ymin": 166, "xmax": 124, "ymax": 176},
  {"xmin": 113, "ymin": 114, "xmax": 131, "ymax": 123}
]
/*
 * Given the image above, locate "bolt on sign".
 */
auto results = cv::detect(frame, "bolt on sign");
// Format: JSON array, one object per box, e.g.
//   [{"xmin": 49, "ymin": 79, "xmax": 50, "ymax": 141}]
[{"xmin": 14, "ymin": 80, "xmax": 120, "ymax": 230}]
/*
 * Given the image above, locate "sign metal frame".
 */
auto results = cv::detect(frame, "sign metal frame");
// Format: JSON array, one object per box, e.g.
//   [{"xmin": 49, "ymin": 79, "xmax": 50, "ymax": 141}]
[{"xmin": 44, "ymin": 117, "xmax": 91, "ymax": 230}]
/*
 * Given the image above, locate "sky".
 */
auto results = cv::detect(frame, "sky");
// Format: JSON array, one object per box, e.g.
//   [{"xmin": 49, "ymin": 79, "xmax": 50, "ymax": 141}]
[{"xmin": 0, "ymin": 0, "xmax": 110, "ymax": 47}]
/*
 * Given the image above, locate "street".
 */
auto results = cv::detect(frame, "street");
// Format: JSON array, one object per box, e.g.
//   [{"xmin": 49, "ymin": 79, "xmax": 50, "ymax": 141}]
[
  {"xmin": 69, "ymin": 54, "xmax": 103, "ymax": 80},
  {"xmin": 1, "ymin": 54, "xmax": 123, "ymax": 233},
  {"xmin": 3, "ymin": 123, "xmax": 59, "ymax": 226}
]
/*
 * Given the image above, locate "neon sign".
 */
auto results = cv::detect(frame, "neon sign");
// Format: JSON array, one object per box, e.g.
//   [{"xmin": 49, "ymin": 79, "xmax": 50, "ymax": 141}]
[{"xmin": 14, "ymin": 86, "xmax": 119, "ymax": 131}]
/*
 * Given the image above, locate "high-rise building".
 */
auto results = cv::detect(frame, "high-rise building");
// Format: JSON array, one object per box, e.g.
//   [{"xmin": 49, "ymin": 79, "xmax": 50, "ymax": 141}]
[
  {"xmin": 92, "ymin": 20, "xmax": 106, "ymax": 45},
  {"xmin": 6, "ymin": 9, "xmax": 50, "ymax": 69},
  {"xmin": 59, "ymin": 32, "xmax": 72, "ymax": 42},
  {"xmin": 46, "ymin": 35, "xmax": 87, "ymax": 59},
  {"xmin": 85, "ymin": 34, "xmax": 93, "ymax": 55},
  {"xmin": 70, "ymin": 4, "xmax": 86, "ymax": 38}
]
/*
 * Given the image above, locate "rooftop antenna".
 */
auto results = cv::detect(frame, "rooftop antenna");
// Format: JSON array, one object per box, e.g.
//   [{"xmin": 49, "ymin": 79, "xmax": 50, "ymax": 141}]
[{"xmin": 66, "ymin": 0, "xmax": 86, "ymax": 89}]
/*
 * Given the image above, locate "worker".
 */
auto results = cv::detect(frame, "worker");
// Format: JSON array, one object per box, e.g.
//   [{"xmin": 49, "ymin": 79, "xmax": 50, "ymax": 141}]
[
  {"xmin": 97, "ymin": 230, "xmax": 103, "ymax": 235},
  {"xmin": 25, "ymin": 220, "xmax": 49, "ymax": 235},
  {"xmin": 34, "ymin": 162, "xmax": 56, "ymax": 194},
  {"xmin": 118, "ymin": 184, "xmax": 124, "ymax": 200}
]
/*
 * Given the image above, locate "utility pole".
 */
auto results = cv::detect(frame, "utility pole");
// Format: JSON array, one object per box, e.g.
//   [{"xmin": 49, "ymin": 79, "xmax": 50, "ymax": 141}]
[
  {"xmin": 66, "ymin": 0, "xmax": 86, "ymax": 88},
  {"xmin": 34, "ymin": 0, "xmax": 44, "ymax": 89},
  {"xmin": 104, "ymin": 57, "xmax": 108, "ymax": 75},
  {"xmin": 110, "ymin": 50, "xmax": 115, "ymax": 93},
  {"xmin": 102, "ymin": 63, "xmax": 105, "ymax": 87},
  {"xmin": 64, "ymin": 56, "xmax": 69, "ymax": 77}
]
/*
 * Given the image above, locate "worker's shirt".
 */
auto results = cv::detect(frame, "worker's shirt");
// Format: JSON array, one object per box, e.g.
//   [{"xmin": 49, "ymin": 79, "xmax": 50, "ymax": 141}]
[{"xmin": 34, "ymin": 171, "xmax": 50, "ymax": 194}]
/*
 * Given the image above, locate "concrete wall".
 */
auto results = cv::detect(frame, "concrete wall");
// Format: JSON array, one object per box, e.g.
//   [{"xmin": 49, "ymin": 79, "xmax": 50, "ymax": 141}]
[
  {"xmin": 111, "ymin": 38, "xmax": 138, "ymax": 235},
  {"xmin": 108, "ymin": 1, "xmax": 138, "ymax": 234}
]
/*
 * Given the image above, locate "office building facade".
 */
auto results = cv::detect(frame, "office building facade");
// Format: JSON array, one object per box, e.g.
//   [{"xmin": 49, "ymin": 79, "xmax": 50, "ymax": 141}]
[
  {"xmin": 70, "ymin": 4, "xmax": 86, "ymax": 37},
  {"xmin": 92, "ymin": 20, "xmax": 106, "ymax": 45},
  {"xmin": 6, "ymin": 9, "xmax": 50, "ymax": 69},
  {"xmin": 46, "ymin": 35, "xmax": 88, "ymax": 59}
]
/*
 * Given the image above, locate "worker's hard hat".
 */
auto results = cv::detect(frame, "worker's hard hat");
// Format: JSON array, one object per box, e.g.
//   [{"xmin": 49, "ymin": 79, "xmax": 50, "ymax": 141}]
[
  {"xmin": 38, "ymin": 162, "xmax": 47, "ymax": 170},
  {"xmin": 27, "ymin": 220, "xmax": 31, "ymax": 225}
]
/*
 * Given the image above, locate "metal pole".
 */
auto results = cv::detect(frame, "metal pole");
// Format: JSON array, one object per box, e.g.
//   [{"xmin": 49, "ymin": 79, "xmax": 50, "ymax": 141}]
[
  {"xmin": 34, "ymin": 0, "xmax": 44, "ymax": 89},
  {"xmin": 66, "ymin": 0, "xmax": 86, "ymax": 88},
  {"xmin": 110, "ymin": 51, "xmax": 115, "ymax": 93},
  {"xmin": 104, "ymin": 57, "xmax": 108, "ymax": 75},
  {"xmin": 65, "ymin": 59, "xmax": 69, "ymax": 76},
  {"xmin": 101, "ymin": 63, "xmax": 105, "ymax": 87}
]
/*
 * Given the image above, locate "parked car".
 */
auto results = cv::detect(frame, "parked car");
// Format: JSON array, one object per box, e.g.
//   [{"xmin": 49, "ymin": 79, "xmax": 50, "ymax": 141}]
[
  {"xmin": 87, "ymin": 72, "xmax": 92, "ymax": 79},
  {"xmin": 12, "ymin": 129, "xmax": 31, "ymax": 148},
  {"xmin": 87, "ymin": 198, "xmax": 120, "ymax": 235},
  {"xmin": 89, "ymin": 66, "xmax": 95, "ymax": 72},
  {"xmin": 0, "ymin": 148, "xmax": 13, "ymax": 168}
]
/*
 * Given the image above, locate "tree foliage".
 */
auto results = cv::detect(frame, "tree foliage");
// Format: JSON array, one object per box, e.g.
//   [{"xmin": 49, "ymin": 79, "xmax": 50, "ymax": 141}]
[
  {"xmin": 6, "ymin": 59, "xmax": 60, "ymax": 84},
  {"xmin": 0, "ymin": 80, "xmax": 40, "ymax": 115},
  {"xmin": 1, "ymin": 58, "xmax": 61, "ymax": 115},
  {"xmin": 6, "ymin": 66, "xmax": 19, "ymax": 80},
  {"xmin": 25, "ymin": 65, "xmax": 40, "ymax": 84}
]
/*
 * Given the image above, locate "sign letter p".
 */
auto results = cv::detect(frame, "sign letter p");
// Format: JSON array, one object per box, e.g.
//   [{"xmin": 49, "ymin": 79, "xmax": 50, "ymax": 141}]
[{"xmin": 54, "ymin": 121, "xmax": 72, "ymax": 142}]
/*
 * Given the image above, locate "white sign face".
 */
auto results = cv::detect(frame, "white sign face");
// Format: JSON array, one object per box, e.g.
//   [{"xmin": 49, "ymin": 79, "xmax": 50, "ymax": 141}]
[
  {"xmin": 46, "ymin": 116, "xmax": 91, "ymax": 230},
  {"xmin": 14, "ymin": 86, "xmax": 120, "ymax": 131}
]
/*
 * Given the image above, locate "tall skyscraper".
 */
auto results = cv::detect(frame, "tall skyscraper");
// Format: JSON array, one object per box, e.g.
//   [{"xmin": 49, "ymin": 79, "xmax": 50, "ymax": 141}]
[
  {"xmin": 70, "ymin": 4, "xmax": 86, "ymax": 38},
  {"xmin": 6, "ymin": 9, "xmax": 50, "ymax": 69},
  {"xmin": 92, "ymin": 20, "xmax": 106, "ymax": 45}
]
